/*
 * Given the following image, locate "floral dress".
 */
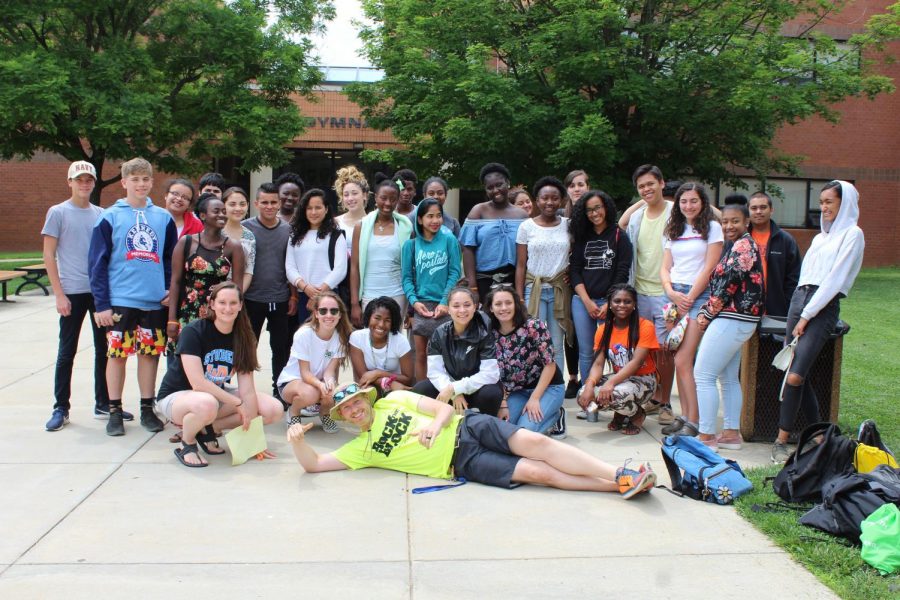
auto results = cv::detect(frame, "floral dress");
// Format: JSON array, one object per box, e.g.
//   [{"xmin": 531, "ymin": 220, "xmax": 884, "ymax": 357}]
[{"xmin": 169, "ymin": 235, "xmax": 232, "ymax": 352}]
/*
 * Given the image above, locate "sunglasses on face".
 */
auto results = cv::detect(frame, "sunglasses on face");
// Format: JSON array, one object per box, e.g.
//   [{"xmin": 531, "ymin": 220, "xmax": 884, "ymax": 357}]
[
  {"xmin": 333, "ymin": 383, "xmax": 360, "ymax": 403},
  {"xmin": 317, "ymin": 307, "xmax": 341, "ymax": 316}
]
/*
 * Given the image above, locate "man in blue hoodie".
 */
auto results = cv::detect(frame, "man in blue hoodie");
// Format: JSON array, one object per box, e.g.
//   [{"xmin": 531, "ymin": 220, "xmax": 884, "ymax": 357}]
[{"xmin": 89, "ymin": 157, "xmax": 177, "ymax": 436}]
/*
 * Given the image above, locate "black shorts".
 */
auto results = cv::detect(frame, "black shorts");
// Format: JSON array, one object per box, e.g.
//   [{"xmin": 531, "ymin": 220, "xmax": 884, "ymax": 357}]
[
  {"xmin": 452, "ymin": 413, "xmax": 522, "ymax": 489},
  {"xmin": 106, "ymin": 306, "xmax": 167, "ymax": 358}
]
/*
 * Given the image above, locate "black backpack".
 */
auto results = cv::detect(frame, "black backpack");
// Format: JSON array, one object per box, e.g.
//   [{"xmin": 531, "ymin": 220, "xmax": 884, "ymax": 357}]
[
  {"xmin": 799, "ymin": 465, "xmax": 900, "ymax": 543},
  {"xmin": 773, "ymin": 422, "xmax": 857, "ymax": 504}
]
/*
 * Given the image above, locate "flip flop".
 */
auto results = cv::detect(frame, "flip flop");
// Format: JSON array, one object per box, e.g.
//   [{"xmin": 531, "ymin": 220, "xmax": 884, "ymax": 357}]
[
  {"xmin": 174, "ymin": 442, "xmax": 208, "ymax": 468},
  {"xmin": 196, "ymin": 425, "xmax": 226, "ymax": 456},
  {"xmin": 608, "ymin": 412, "xmax": 627, "ymax": 431},
  {"xmin": 169, "ymin": 430, "xmax": 183, "ymax": 444},
  {"xmin": 622, "ymin": 406, "xmax": 647, "ymax": 436}
]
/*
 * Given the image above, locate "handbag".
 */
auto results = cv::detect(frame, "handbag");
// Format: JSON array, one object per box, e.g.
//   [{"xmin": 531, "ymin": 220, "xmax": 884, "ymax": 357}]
[{"xmin": 772, "ymin": 337, "xmax": 798, "ymax": 400}]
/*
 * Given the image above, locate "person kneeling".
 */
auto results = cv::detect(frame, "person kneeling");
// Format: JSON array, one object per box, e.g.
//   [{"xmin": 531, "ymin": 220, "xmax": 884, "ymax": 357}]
[
  {"xmin": 287, "ymin": 384, "xmax": 656, "ymax": 498},
  {"xmin": 157, "ymin": 282, "xmax": 283, "ymax": 467}
]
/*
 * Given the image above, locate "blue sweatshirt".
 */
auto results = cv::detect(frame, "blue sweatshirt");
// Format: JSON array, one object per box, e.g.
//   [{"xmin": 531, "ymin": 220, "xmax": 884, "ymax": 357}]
[
  {"xmin": 89, "ymin": 198, "xmax": 177, "ymax": 311},
  {"xmin": 401, "ymin": 225, "xmax": 462, "ymax": 306}
]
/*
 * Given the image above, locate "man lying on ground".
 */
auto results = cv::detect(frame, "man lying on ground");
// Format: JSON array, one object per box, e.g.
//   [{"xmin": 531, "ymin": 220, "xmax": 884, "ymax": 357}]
[{"xmin": 287, "ymin": 384, "xmax": 656, "ymax": 498}]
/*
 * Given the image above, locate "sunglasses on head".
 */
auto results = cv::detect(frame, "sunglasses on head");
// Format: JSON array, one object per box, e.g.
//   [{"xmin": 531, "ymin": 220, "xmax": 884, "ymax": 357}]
[
  {"xmin": 317, "ymin": 307, "xmax": 340, "ymax": 316},
  {"xmin": 333, "ymin": 383, "xmax": 361, "ymax": 403},
  {"xmin": 490, "ymin": 282, "xmax": 515, "ymax": 291}
]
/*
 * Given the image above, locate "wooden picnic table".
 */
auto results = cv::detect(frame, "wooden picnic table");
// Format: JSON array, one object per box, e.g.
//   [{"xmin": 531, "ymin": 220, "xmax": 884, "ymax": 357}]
[
  {"xmin": 14, "ymin": 263, "xmax": 49, "ymax": 296},
  {"xmin": 0, "ymin": 270, "xmax": 20, "ymax": 302}
]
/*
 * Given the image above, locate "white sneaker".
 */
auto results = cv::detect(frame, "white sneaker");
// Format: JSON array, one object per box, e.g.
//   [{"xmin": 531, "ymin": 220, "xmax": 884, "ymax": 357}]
[{"xmin": 301, "ymin": 404, "xmax": 320, "ymax": 417}]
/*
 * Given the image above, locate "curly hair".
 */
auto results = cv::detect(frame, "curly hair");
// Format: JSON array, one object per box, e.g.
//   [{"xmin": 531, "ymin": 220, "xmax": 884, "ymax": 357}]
[
  {"xmin": 664, "ymin": 182, "xmax": 715, "ymax": 241},
  {"xmin": 334, "ymin": 166, "xmax": 369, "ymax": 204},
  {"xmin": 289, "ymin": 188, "xmax": 337, "ymax": 245},
  {"xmin": 478, "ymin": 162, "xmax": 510, "ymax": 184},
  {"xmin": 275, "ymin": 172, "xmax": 305, "ymax": 193},
  {"xmin": 569, "ymin": 190, "xmax": 618, "ymax": 246},
  {"xmin": 363, "ymin": 296, "xmax": 403, "ymax": 335},
  {"xmin": 532, "ymin": 175, "xmax": 566, "ymax": 202}
]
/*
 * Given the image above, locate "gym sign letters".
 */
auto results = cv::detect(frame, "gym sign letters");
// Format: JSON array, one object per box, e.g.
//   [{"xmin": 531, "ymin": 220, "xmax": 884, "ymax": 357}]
[{"xmin": 305, "ymin": 116, "xmax": 370, "ymax": 129}]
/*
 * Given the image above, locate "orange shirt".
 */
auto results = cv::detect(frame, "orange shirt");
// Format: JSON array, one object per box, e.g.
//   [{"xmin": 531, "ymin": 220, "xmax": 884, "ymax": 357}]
[
  {"xmin": 593, "ymin": 318, "xmax": 659, "ymax": 376},
  {"xmin": 751, "ymin": 228, "xmax": 770, "ymax": 290}
]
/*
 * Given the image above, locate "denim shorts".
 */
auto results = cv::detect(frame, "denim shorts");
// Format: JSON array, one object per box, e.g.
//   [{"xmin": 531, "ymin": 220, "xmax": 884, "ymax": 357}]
[
  {"xmin": 668, "ymin": 283, "xmax": 710, "ymax": 320},
  {"xmin": 637, "ymin": 293, "xmax": 669, "ymax": 344}
]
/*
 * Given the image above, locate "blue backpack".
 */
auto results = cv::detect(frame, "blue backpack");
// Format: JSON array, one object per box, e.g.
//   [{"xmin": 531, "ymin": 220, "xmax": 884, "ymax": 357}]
[{"xmin": 660, "ymin": 436, "xmax": 753, "ymax": 505}]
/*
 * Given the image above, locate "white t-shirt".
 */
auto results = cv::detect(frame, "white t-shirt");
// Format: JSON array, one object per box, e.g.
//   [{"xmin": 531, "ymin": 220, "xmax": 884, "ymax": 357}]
[
  {"xmin": 277, "ymin": 325, "xmax": 345, "ymax": 384},
  {"xmin": 515, "ymin": 217, "xmax": 570, "ymax": 278},
  {"xmin": 665, "ymin": 221, "xmax": 724, "ymax": 285},
  {"xmin": 349, "ymin": 329, "xmax": 411, "ymax": 375}
]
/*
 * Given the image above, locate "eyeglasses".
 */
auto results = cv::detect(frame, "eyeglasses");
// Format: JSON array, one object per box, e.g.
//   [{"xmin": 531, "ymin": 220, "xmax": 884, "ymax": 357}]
[
  {"xmin": 168, "ymin": 191, "xmax": 191, "ymax": 202},
  {"xmin": 333, "ymin": 383, "xmax": 360, "ymax": 403},
  {"xmin": 586, "ymin": 206, "xmax": 604, "ymax": 214},
  {"xmin": 317, "ymin": 307, "xmax": 341, "ymax": 316}
]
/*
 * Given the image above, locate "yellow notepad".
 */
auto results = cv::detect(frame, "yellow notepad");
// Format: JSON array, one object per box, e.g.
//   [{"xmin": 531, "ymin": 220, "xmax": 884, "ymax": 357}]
[{"xmin": 224, "ymin": 416, "xmax": 267, "ymax": 466}]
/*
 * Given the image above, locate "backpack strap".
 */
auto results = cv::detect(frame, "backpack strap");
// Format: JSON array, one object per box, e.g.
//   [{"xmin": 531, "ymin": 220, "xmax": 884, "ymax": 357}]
[{"xmin": 328, "ymin": 229, "xmax": 345, "ymax": 270}]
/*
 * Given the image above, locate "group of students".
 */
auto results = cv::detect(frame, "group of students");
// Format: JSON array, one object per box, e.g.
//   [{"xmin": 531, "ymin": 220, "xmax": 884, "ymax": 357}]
[{"xmin": 42, "ymin": 155, "xmax": 864, "ymax": 486}]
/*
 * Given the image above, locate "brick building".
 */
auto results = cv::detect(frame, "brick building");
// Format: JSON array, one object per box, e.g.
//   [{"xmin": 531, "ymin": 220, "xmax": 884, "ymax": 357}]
[{"xmin": 1, "ymin": 3, "xmax": 897, "ymax": 265}]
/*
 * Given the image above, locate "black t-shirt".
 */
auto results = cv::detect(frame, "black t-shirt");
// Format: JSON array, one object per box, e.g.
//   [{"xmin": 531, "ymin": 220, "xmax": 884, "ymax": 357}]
[{"xmin": 157, "ymin": 319, "xmax": 235, "ymax": 399}]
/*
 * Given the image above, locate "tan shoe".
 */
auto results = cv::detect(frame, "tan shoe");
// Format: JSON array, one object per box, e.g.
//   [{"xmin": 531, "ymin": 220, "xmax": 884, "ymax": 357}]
[
  {"xmin": 658, "ymin": 405, "xmax": 675, "ymax": 425},
  {"xmin": 641, "ymin": 400, "xmax": 661, "ymax": 415}
]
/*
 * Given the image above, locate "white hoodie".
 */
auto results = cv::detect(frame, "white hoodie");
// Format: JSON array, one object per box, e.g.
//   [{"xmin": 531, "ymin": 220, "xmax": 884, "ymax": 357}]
[{"xmin": 797, "ymin": 181, "xmax": 865, "ymax": 320}]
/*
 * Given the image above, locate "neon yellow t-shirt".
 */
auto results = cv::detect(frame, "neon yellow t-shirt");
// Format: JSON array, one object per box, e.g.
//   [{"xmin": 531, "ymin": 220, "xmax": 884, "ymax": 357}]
[
  {"xmin": 332, "ymin": 391, "xmax": 463, "ymax": 480},
  {"xmin": 634, "ymin": 210, "xmax": 667, "ymax": 296}
]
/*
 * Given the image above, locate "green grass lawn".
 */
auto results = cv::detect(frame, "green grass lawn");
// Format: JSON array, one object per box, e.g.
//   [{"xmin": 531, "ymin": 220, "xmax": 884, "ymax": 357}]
[{"xmin": 736, "ymin": 267, "xmax": 900, "ymax": 599}]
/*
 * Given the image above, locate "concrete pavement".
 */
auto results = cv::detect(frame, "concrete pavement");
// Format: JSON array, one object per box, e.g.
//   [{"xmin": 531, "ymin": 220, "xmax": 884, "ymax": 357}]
[{"xmin": 0, "ymin": 294, "xmax": 836, "ymax": 599}]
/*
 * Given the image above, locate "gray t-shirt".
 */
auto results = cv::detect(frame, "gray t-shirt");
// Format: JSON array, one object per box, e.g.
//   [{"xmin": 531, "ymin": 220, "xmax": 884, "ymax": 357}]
[
  {"xmin": 242, "ymin": 217, "xmax": 290, "ymax": 302},
  {"xmin": 41, "ymin": 200, "xmax": 103, "ymax": 295}
]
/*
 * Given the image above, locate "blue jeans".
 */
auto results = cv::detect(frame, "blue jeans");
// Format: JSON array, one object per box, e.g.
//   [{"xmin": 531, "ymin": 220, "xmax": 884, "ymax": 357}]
[
  {"xmin": 695, "ymin": 318, "xmax": 757, "ymax": 435},
  {"xmin": 571, "ymin": 295, "xmax": 607, "ymax": 383},
  {"xmin": 506, "ymin": 383, "xmax": 565, "ymax": 433},
  {"xmin": 524, "ymin": 286, "xmax": 565, "ymax": 375}
]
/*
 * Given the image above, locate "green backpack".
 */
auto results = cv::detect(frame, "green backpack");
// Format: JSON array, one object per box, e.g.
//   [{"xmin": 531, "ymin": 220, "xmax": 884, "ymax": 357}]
[{"xmin": 860, "ymin": 503, "xmax": 900, "ymax": 575}]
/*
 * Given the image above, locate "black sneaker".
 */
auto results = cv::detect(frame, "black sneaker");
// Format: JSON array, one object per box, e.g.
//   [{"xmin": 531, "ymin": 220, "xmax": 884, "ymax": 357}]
[
  {"xmin": 549, "ymin": 407, "xmax": 568, "ymax": 440},
  {"xmin": 95, "ymin": 404, "xmax": 134, "ymax": 421},
  {"xmin": 140, "ymin": 409, "xmax": 164, "ymax": 433},
  {"xmin": 564, "ymin": 380, "xmax": 580, "ymax": 399},
  {"xmin": 106, "ymin": 411, "xmax": 125, "ymax": 436}
]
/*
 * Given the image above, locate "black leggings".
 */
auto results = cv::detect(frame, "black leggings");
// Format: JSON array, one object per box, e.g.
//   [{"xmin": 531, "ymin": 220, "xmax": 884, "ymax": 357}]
[
  {"xmin": 778, "ymin": 286, "xmax": 840, "ymax": 432},
  {"xmin": 412, "ymin": 379, "xmax": 504, "ymax": 417}
]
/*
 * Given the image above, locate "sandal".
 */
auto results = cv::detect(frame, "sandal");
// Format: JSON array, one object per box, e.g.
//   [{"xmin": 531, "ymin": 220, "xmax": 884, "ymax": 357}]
[
  {"xmin": 169, "ymin": 430, "xmax": 183, "ymax": 444},
  {"xmin": 174, "ymin": 441, "xmax": 208, "ymax": 468},
  {"xmin": 196, "ymin": 425, "xmax": 226, "ymax": 456},
  {"xmin": 622, "ymin": 406, "xmax": 646, "ymax": 436},
  {"xmin": 608, "ymin": 412, "xmax": 627, "ymax": 432}
]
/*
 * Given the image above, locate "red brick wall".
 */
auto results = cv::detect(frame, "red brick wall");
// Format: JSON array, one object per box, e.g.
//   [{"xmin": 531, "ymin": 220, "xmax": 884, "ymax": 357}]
[{"xmin": 1, "ymin": 152, "xmax": 183, "ymax": 252}]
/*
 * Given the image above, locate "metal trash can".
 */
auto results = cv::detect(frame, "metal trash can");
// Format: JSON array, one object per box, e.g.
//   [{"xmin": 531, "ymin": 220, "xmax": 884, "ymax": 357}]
[{"xmin": 740, "ymin": 315, "xmax": 849, "ymax": 442}]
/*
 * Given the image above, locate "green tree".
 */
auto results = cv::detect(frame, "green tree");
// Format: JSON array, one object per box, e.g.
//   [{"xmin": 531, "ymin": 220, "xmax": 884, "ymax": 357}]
[
  {"xmin": 348, "ymin": 0, "xmax": 898, "ymax": 197},
  {"xmin": 0, "ymin": 0, "xmax": 333, "ymax": 203}
]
